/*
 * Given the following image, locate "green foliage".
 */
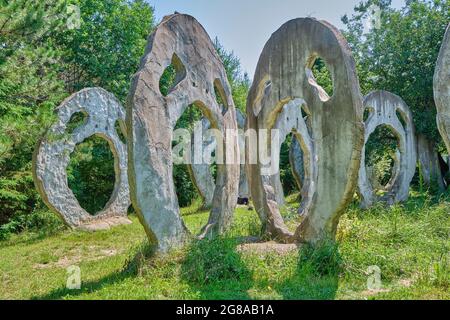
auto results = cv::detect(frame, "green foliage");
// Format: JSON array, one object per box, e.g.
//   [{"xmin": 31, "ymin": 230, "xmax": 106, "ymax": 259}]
[
  {"xmin": 0, "ymin": 0, "xmax": 155, "ymax": 234},
  {"xmin": 67, "ymin": 136, "xmax": 115, "ymax": 214},
  {"xmin": 0, "ymin": 194, "xmax": 448, "ymax": 299},
  {"xmin": 342, "ymin": 0, "xmax": 450, "ymax": 142},
  {"xmin": 214, "ymin": 38, "xmax": 251, "ymax": 113},
  {"xmin": 0, "ymin": 0, "xmax": 67, "ymax": 226},
  {"xmin": 299, "ymin": 240, "xmax": 343, "ymax": 277},
  {"xmin": 365, "ymin": 125, "xmax": 398, "ymax": 186},
  {"xmin": 55, "ymin": 0, "xmax": 155, "ymax": 101},
  {"xmin": 0, "ymin": 0, "xmax": 67, "ymax": 64},
  {"xmin": 339, "ymin": 192, "xmax": 449, "ymax": 295},
  {"xmin": 182, "ymin": 238, "xmax": 252, "ymax": 285},
  {"xmin": 370, "ymin": 152, "xmax": 396, "ymax": 187},
  {"xmin": 159, "ymin": 65, "xmax": 176, "ymax": 97},
  {"xmin": 0, "ymin": 208, "xmax": 64, "ymax": 241},
  {"xmin": 342, "ymin": 0, "xmax": 450, "ymax": 191},
  {"xmin": 173, "ymin": 164, "xmax": 199, "ymax": 208},
  {"xmin": 311, "ymin": 58, "xmax": 334, "ymax": 97}
]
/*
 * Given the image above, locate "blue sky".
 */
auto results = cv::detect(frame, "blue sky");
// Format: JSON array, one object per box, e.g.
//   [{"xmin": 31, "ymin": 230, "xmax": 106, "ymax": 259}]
[{"xmin": 148, "ymin": 0, "xmax": 404, "ymax": 77}]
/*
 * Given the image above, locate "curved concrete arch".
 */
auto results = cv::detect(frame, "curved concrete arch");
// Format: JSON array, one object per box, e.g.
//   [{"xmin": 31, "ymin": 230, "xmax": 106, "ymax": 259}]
[
  {"xmin": 290, "ymin": 137, "xmax": 305, "ymax": 192},
  {"xmin": 358, "ymin": 91, "xmax": 417, "ymax": 208},
  {"xmin": 246, "ymin": 18, "xmax": 364, "ymax": 243},
  {"xmin": 32, "ymin": 88, "xmax": 131, "ymax": 231},
  {"xmin": 236, "ymin": 109, "xmax": 251, "ymax": 200},
  {"xmin": 271, "ymin": 99, "xmax": 317, "ymax": 220},
  {"xmin": 273, "ymin": 106, "xmax": 309, "ymax": 208},
  {"xmin": 127, "ymin": 14, "xmax": 239, "ymax": 252},
  {"xmin": 188, "ymin": 109, "xmax": 250, "ymax": 208},
  {"xmin": 187, "ymin": 118, "xmax": 216, "ymax": 208}
]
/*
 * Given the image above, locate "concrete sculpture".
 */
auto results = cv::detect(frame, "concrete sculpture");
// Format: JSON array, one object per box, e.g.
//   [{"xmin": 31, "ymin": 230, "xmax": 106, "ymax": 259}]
[
  {"xmin": 187, "ymin": 119, "xmax": 216, "ymax": 208},
  {"xmin": 270, "ymin": 100, "xmax": 317, "ymax": 220},
  {"xmin": 246, "ymin": 18, "xmax": 364, "ymax": 243},
  {"xmin": 189, "ymin": 110, "xmax": 250, "ymax": 208},
  {"xmin": 358, "ymin": 91, "xmax": 417, "ymax": 208},
  {"xmin": 236, "ymin": 109, "xmax": 251, "ymax": 202},
  {"xmin": 127, "ymin": 14, "xmax": 239, "ymax": 252},
  {"xmin": 434, "ymin": 24, "xmax": 450, "ymax": 156},
  {"xmin": 272, "ymin": 116, "xmax": 308, "ymax": 208},
  {"xmin": 32, "ymin": 88, "xmax": 131, "ymax": 230},
  {"xmin": 290, "ymin": 137, "xmax": 305, "ymax": 191}
]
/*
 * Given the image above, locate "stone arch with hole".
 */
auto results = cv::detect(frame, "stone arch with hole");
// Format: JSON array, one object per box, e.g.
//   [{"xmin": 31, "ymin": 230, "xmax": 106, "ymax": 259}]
[
  {"xmin": 358, "ymin": 90, "xmax": 417, "ymax": 209},
  {"xmin": 187, "ymin": 118, "xmax": 216, "ymax": 208},
  {"xmin": 434, "ymin": 23, "xmax": 450, "ymax": 156},
  {"xmin": 246, "ymin": 18, "xmax": 364, "ymax": 243},
  {"xmin": 236, "ymin": 109, "xmax": 251, "ymax": 201},
  {"xmin": 188, "ymin": 109, "xmax": 250, "ymax": 208},
  {"xmin": 271, "ymin": 103, "xmax": 311, "ymax": 207},
  {"xmin": 32, "ymin": 88, "xmax": 131, "ymax": 231},
  {"xmin": 127, "ymin": 14, "xmax": 239, "ymax": 252},
  {"xmin": 271, "ymin": 99, "xmax": 316, "ymax": 217},
  {"xmin": 290, "ymin": 136, "xmax": 305, "ymax": 193}
]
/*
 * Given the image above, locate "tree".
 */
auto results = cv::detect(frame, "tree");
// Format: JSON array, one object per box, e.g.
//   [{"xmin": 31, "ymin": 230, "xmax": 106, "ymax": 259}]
[
  {"xmin": 342, "ymin": 0, "xmax": 450, "ymax": 141},
  {"xmin": 0, "ymin": 0, "xmax": 67, "ymax": 227},
  {"xmin": 54, "ymin": 0, "xmax": 155, "ymax": 101},
  {"xmin": 58, "ymin": 0, "xmax": 155, "ymax": 215},
  {"xmin": 342, "ymin": 0, "xmax": 450, "ymax": 189},
  {"xmin": 214, "ymin": 37, "xmax": 251, "ymax": 113},
  {"xmin": 0, "ymin": 0, "xmax": 156, "ymax": 234}
]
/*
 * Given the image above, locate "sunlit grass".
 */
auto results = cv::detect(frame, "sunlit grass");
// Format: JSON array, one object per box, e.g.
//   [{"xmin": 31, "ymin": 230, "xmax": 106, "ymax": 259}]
[{"xmin": 0, "ymin": 191, "xmax": 448, "ymax": 300}]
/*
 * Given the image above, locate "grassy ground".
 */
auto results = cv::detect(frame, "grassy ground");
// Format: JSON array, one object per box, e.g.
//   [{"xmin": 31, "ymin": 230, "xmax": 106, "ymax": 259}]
[{"xmin": 0, "ymin": 191, "xmax": 448, "ymax": 300}]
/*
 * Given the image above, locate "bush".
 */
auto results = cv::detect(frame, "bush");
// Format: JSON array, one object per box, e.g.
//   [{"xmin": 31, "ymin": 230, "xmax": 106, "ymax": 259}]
[
  {"xmin": 299, "ymin": 240, "xmax": 343, "ymax": 277},
  {"xmin": 0, "ymin": 209, "xmax": 64, "ymax": 241},
  {"xmin": 182, "ymin": 238, "xmax": 251, "ymax": 285}
]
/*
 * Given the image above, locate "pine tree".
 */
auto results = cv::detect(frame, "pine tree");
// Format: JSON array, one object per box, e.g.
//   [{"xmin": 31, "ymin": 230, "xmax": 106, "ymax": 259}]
[{"xmin": 0, "ymin": 0, "xmax": 67, "ymax": 228}]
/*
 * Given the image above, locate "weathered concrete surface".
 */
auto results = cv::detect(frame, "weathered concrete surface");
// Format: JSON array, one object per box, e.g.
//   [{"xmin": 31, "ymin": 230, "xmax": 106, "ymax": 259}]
[
  {"xmin": 273, "ymin": 100, "xmax": 316, "ymax": 220},
  {"xmin": 358, "ymin": 91, "xmax": 417, "ymax": 208},
  {"xmin": 416, "ymin": 133, "xmax": 446, "ymax": 191},
  {"xmin": 434, "ymin": 24, "xmax": 450, "ymax": 156},
  {"xmin": 127, "ymin": 14, "xmax": 239, "ymax": 252},
  {"xmin": 268, "ymin": 124, "xmax": 307, "ymax": 208},
  {"xmin": 246, "ymin": 18, "xmax": 364, "ymax": 243},
  {"xmin": 272, "ymin": 120, "xmax": 308, "ymax": 208},
  {"xmin": 290, "ymin": 137, "xmax": 305, "ymax": 191},
  {"xmin": 33, "ymin": 88, "xmax": 131, "ymax": 230},
  {"xmin": 236, "ymin": 109, "xmax": 250, "ymax": 199},
  {"xmin": 187, "ymin": 119, "xmax": 216, "ymax": 208},
  {"xmin": 189, "ymin": 109, "xmax": 249, "ymax": 207}
]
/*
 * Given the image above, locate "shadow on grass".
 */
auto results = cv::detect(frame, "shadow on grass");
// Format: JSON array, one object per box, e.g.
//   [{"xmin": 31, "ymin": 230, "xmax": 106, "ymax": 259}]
[
  {"xmin": 275, "ymin": 241, "xmax": 341, "ymax": 300},
  {"xmin": 30, "ymin": 236, "xmax": 252, "ymax": 300},
  {"xmin": 31, "ymin": 241, "xmax": 157, "ymax": 300},
  {"xmin": 179, "ymin": 237, "xmax": 340, "ymax": 300},
  {"xmin": 180, "ymin": 237, "xmax": 254, "ymax": 300},
  {"xmin": 31, "ymin": 236, "xmax": 340, "ymax": 300}
]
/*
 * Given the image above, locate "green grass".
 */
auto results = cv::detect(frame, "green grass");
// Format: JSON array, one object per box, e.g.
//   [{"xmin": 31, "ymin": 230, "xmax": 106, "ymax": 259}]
[{"xmin": 0, "ymin": 191, "xmax": 448, "ymax": 300}]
